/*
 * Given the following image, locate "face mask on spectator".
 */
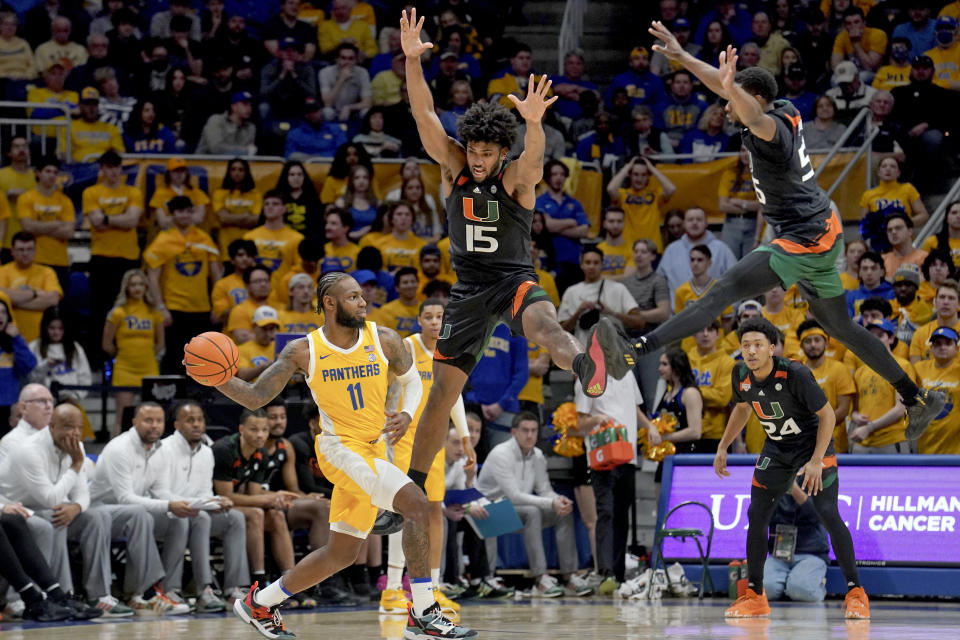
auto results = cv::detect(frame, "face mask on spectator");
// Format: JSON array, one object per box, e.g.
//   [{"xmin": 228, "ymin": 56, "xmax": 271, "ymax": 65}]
[
  {"xmin": 891, "ymin": 48, "xmax": 910, "ymax": 63},
  {"xmin": 936, "ymin": 29, "xmax": 955, "ymax": 46}
]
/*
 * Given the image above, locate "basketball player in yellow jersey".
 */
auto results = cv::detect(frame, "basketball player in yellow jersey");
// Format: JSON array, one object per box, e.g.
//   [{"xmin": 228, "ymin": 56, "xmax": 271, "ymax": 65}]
[
  {"xmin": 382, "ymin": 298, "xmax": 473, "ymax": 620},
  {"xmin": 198, "ymin": 272, "xmax": 476, "ymax": 640}
]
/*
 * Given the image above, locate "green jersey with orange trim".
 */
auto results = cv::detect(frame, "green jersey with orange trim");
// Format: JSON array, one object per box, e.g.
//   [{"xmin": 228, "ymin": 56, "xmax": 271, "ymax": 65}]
[
  {"xmin": 740, "ymin": 100, "xmax": 832, "ymax": 240},
  {"xmin": 445, "ymin": 164, "xmax": 536, "ymax": 285},
  {"xmin": 731, "ymin": 356, "xmax": 826, "ymax": 447}
]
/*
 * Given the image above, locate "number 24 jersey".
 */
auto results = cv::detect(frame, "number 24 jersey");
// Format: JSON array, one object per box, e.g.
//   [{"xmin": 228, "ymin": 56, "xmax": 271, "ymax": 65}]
[{"xmin": 732, "ymin": 356, "xmax": 827, "ymax": 446}]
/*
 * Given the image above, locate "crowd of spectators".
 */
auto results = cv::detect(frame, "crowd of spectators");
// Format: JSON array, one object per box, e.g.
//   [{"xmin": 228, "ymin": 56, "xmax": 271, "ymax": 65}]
[{"xmin": 0, "ymin": 0, "xmax": 959, "ymax": 615}]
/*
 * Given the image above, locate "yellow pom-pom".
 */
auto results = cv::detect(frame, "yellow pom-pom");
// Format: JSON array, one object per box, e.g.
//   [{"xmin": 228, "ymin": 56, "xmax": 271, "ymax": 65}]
[{"xmin": 551, "ymin": 402, "xmax": 579, "ymax": 433}]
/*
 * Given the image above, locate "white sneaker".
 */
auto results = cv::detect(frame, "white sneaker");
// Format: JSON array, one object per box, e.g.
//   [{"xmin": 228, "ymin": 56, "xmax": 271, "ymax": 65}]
[
  {"xmin": 563, "ymin": 573, "xmax": 594, "ymax": 597},
  {"xmin": 584, "ymin": 570, "xmax": 604, "ymax": 589},
  {"xmin": 3, "ymin": 598, "xmax": 24, "ymax": 619},
  {"xmin": 532, "ymin": 575, "xmax": 563, "ymax": 598},
  {"xmin": 92, "ymin": 594, "xmax": 135, "ymax": 617},
  {"xmin": 144, "ymin": 590, "xmax": 191, "ymax": 615},
  {"xmin": 226, "ymin": 587, "xmax": 246, "ymax": 605}
]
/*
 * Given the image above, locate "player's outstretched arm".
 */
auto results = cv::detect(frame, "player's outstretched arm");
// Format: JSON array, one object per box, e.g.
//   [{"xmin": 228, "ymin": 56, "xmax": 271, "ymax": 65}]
[
  {"xmin": 216, "ymin": 338, "xmax": 308, "ymax": 409},
  {"xmin": 718, "ymin": 45, "xmax": 777, "ymax": 141},
  {"xmin": 649, "ymin": 21, "xmax": 729, "ymax": 100},
  {"xmin": 507, "ymin": 74, "xmax": 558, "ymax": 197},
  {"xmin": 401, "ymin": 8, "xmax": 465, "ymax": 182}
]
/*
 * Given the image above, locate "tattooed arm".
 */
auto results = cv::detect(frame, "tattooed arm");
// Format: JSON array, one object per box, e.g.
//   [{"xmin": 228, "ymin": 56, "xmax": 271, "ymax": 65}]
[
  {"xmin": 378, "ymin": 326, "xmax": 422, "ymax": 444},
  {"xmin": 214, "ymin": 339, "xmax": 310, "ymax": 409}
]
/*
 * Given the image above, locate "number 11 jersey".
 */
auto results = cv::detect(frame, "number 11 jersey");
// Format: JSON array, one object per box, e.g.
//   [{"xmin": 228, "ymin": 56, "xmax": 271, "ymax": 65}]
[
  {"xmin": 445, "ymin": 164, "xmax": 537, "ymax": 285},
  {"xmin": 741, "ymin": 100, "xmax": 831, "ymax": 242}
]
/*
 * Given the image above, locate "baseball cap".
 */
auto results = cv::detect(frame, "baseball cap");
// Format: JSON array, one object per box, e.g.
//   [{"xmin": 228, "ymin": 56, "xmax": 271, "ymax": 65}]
[
  {"xmin": 630, "ymin": 46, "xmax": 649, "ymax": 58},
  {"xmin": 278, "ymin": 36, "xmax": 300, "ymax": 50},
  {"xmin": 45, "ymin": 60, "xmax": 65, "ymax": 72},
  {"xmin": 80, "ymin": 86, "xmax": 100, "ymax": 103},
  {"xmin": 930, "ymin": 326, "xmax": 960, "ymax": 343},
  {"xmin": 936, "ymin": 15, "xmax": 958, "ymax": 30},
  {"xmin": 304, "ymin": 96, "xmax": 322, "ymax": 112},
  {"xmin": 786, "ymin": 63, "xmax": 806, "ymax": 79},
  {"xmin": 738, "ymin": 300, "xmax": 763, "ymax": 316},
  {"xmin": 893, "ymin": 264, "xmax": 921, "ymax": 287},
  {"xmin": 253, "ymin": 305, "xmax": 280, "ymax": 327},
  {"xmin": 866, "ymin": 319, "xmax": 897, "ymax": 336},
  {"xmin": 231, "ymin": 91, "xmax": 253, "ymax": 105},
  {"xmin": 167, "ymin": 195, "xmax": 193, "ymax": 212},
  {"xmin": 288, "ymin": 272, "xmax": 314, "ymax": 291},
  {"xmin": 833, "ymin": 61, "xmax": 858, "ymax": 84},
  {"xmin": 912, "ymin": 55, "xmax": 934, "ymax": 68},
  {"xmin": 439, "ymin": 49, "xmax": 458, "ymax": 61},
  {"xmin": 674, "ymin": 17, "xmax": 690, "ymax": 30},
  {"xmin": 352, "ymin": 269, "xmax": 378, "ymax": 285},
  {"xmin": 166, "ymin": 157, "xmax": 188, "ymax": 171}
]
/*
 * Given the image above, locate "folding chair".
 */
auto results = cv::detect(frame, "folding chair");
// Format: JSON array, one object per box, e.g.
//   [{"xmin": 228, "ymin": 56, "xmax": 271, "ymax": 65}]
[{"xmin": 650, "ymin": 500, "xmax": 715, "ymax": 598}]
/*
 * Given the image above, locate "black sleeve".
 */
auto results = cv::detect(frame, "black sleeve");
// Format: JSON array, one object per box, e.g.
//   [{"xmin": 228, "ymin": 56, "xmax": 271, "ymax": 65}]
[
  {"xmin": 792, "ymin": 363, "xmax": 828, "ymax": 413},
  {"xmin": 211, "ymin": 441, "xmax": 234, "ymax": 483},
  {"xmin": 291, "ymin": 434, "xmax": 333, "ymax": 495},
  {"xmin": 731, "ymin": 364, "xmax": 745, "ymax": 404}
]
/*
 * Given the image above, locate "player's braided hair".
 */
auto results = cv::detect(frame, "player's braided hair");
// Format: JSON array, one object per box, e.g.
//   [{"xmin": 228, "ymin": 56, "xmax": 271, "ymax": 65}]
[
  {"xmin": 316, "ymin": 271, "xmax": 351, "ymax": 313},
  {"xmin": 457, "ymin": 102, "xmax": 517, "ymax": 149},
  {"xmin": 734, "ymin": 66, "xmax": 778, "ymax": 104}
]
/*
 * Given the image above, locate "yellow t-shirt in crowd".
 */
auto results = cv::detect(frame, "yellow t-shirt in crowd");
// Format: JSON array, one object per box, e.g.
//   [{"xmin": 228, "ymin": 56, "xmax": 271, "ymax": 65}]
[
  {"xmin": 764, "ymin": 306, "xmax": 805, "ymax": 360},
  {"xmin": 871, "ymin": 63, "xmax": 911, "ymax": 92},
  {"xmin": 717, "ymin": 167, "xmax": 758, "ymax": 201},
  {"xmin": 618, "ymin": 180, "xmax": 666, "ymax": 251},
  {"xmin": 378, "ymin": 233, "xmax": 426, "ymax": 271},
  {"xmin": 25, "ymin": 86, "xmax": 78, "ymax": 136},
  {"xmin": 685, "ymin": 347, "xmax": 735, "ymax": 440},
  {"xmin": 518, "ymin": 341, "xmax": 548, "ymax": 405},
  {"xmin": 536, "ymin": 268, "xmax": 560, "ymax": 307},
  {"xmin": 142, "ymin": 226, "xmax": 219, "ymax": 313},
  {"xmin": 0, "ymin": 262, "xmax": 62, "ymax": 342},
  {"xmin": 674, "ymin": 278, "xmax": 733, "ymax": 352},
  {"xmin": 921, "ymin": 235, "xmax": 960, "ymax": 269},
  {"xmin": 278, "ymin": 308, "xmax": 322, "ymax": 334},
  {"xmin": 212, "ymin": 188, "xmax": 263, "ymax": 257},
  {"xmin": 914, "ymin": 358, "xmax": 960, "ymax": 454},
  {"xmin": 843, "ymin": 339, "xmax": 908, "ymax": 373},
  {"xmin": 597, "ymin": 239, "xmax": 634, "ymax": 276},
  {"xmin": 839, "ymin": 271, "xmax": 860, "ymax": 291},
  {"xmin": 238, "ymin": 339, "xmax": 276, "ymax": 380},
  {"xmin": 17, "ymin": 188, "xmax": 75, "ymax": 267},
  {"xmin": 226, "ymin": 298, "xmax": 260, "ymax": 340},
  {"xmin": 368, "ymin": 298, "xmax": 420, "ymax": 337},
  {"xmin": 244, "ymin": 225, "xmax": 304, "ymax": 278},
  {"xmin": 107, "ymin": 301, "xmax": 162, "ymax": 386},
  {"xmin": 854, "ymin": 355, "xmax": 915, "ymax": 448},
  {"xmin": 317, "ymin": 17, "xmax": 377, "ymax": 58},
  {"xmin": 324, "ymin": 241, "xmax": 360, "ymax": 272},
  {"xmin": 941, "ymin": 1, "xmax": 960, "ymax": 19},
  {"xmin": 925, "ymin": 42, "xmax": 960, "ymax": 90},
  {"xmin": 82, "ymin": 182, "xmax": 143, "ymax": 260},
  {"xmin": 70, "ymin": 119, "xmax": 123, "ymax": 163},
  {"xmin": 901, "ymin": 295, "xmax": 934, "ymax": 327},
  {"xmin": 910, "ymin": 318, "xmax": 960, "ymax": 362},
  {"xmin": 271, "ymin": 265, "xmax": 320, "ymax": 309},
  {"xmin": 320, "ymin": 176, "xmax": 346, "ymax": 204},
  {"xmin": 211, "ymin": 273, "xmax": 246, "ymax": 321},
  {"xmin": 0, "ymin": 166, "xmax": 36, "ymax": 250},
  {"xmin": 833, "ymin": 27, "xmax": 887, "ymax": 61},
  {"xmin": 805, "ymin": 357, "xmax": 857, "ymax": 453},
  {"xmin": 437, "ymin": 236, "xmax": 453, "ymax": 277},
  {"xmin": 859, "ymin": 181, "xmax": 920, "ymax": 217},
  {"xmin": 149, "ymin": 184, "xmax": 211, "ymax": 228}
]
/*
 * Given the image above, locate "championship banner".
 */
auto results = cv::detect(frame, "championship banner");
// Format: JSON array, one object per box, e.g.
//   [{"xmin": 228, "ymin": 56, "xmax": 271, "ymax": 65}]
[{"xmin": 658, "ymin": 455, "xmax": 960, "ymax": 566}]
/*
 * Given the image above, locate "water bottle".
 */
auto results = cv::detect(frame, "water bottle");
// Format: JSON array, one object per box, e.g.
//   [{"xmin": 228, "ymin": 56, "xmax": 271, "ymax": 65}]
[{"xmin": 727, "ymin": 560, "xmax": 741, "ymax": 599}]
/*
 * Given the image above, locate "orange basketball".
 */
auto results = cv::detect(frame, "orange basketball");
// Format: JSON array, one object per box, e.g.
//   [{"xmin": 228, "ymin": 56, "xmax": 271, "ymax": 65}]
[{"xmin": 183, "ymin": 331, "xmax": 239, "ymax": 386}]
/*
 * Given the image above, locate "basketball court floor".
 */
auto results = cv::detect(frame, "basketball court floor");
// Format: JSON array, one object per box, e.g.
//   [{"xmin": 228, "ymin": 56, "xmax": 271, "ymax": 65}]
[{"xmin": 3, "ymin": 597, "xmax": 959, "ymax": 639}]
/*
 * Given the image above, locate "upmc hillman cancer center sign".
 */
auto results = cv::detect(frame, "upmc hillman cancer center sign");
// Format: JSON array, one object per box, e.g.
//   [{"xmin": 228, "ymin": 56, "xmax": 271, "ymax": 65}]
[{"xmin": 658, "ymin": 455, "xmax": 960, "ymax": 566}]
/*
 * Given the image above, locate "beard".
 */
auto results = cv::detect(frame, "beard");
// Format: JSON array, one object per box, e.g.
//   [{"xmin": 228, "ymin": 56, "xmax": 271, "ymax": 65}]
[
  {"xmin": 336, "ymin": 302, "xmax": 365, "ymax": 329},
  {"xmin": 803, "ymin": 347, "xmax": 825, "ymax": 360}
]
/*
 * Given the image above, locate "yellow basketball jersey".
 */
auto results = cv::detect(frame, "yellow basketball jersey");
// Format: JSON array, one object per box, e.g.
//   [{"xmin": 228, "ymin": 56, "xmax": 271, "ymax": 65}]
[
  {"xmin": 400, "ymin": 333, "xmax": 433, "ymax": 432},
  {"xmin": 306, "ymin": 321, "xmax": 390, "ymax": 443}
]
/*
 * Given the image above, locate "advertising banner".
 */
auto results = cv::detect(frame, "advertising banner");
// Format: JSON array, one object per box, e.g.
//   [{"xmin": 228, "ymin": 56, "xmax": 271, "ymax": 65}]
[{"xmin": 660, "ymin": 455, "xmax": 960, "ymax": 566}]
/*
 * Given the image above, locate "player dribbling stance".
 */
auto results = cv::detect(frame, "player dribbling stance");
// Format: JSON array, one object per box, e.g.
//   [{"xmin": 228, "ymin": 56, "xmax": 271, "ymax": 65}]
[
  {"xmin": 713, "ymin": 318, "xmax": 869, "ymax": 619},
  {"xmin": 188, "ymin": 273, "xmax": 476, "ymax": 639}
]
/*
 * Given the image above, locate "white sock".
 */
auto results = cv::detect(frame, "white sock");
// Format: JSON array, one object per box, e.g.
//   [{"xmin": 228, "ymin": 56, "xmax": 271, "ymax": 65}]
[
  {"xmin": 409, "ymin": 577, "xmax": 434, "ymax": 616},
  {"xmin": 387, "ymin": 531, "xmax": 405, "ymax": 590},
  {"xmin": 431, "ymin": 568, "xmax": 441, "ymax": 589},
  {"xmin": 254, "ymin": 577, "xmax": 292, "ymax": 608}
]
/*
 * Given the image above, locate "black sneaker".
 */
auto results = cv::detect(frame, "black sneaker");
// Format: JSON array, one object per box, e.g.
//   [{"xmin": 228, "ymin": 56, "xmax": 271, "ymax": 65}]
[
  {"xmin": 582, "ymin": 318, "xmax": 636, "ymax": 397},
  {"xmin": 906, "ymin": 389, "xmax": 947, "ymax": 439},
  {"xmin": 24, "ymin": 598, "xmax": 73, "ymax": 622},
  {"xmin": 60, "ymin": 594, "xmax": 104, "ymax": 620},
  {"xmin": 315, "ymin": 581, "xmax": 362, "ymax": 607},
  {"xmin": 371, "ymin": 510, "xmax": 404, "ymax": 535}
]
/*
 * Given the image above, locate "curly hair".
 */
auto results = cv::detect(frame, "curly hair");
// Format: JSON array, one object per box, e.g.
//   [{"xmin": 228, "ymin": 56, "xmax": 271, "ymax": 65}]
[
  {"xmin": 457, "ymin": 102, "xmax": 516, "ymax": 149},
  {"xmin": 735, "ymin": 66, "xmax": 778, "ymax": 104}
]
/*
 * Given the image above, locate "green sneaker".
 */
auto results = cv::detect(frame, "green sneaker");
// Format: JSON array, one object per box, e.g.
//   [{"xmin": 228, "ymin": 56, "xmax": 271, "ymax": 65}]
[
  {"xmin": 532, "ymin": 575, "xmax": 563, "ymax": 598},
  {"xmin": 477, "ymin": 577, "xmax": 514, "ymax": 599},
  {"xmin": 89, "ymin": 595, "xmax": 134, "ymax": 618},
  {"xmin": 597, "ymin": 576, "xmax": 618, "ymax": 595},
  {"xmin": 405, "ymin": 602, "xmax": 477, "ymax": 639}
]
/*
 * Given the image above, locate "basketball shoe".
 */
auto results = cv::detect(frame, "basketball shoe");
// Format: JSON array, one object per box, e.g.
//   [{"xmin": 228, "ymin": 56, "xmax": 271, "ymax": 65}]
[
  {"xmin": 404, "ymin": 602, "xmax": 476, "ymax": 639},
  {"xmin": 724, "ymin": 588, "xmax": 771, "ymax": 618},
  {"xmin": 906, "ymin": 389, "xmax": 946, "ymax": 439},
  {"xmin": 843, "ymin": 587, "xmax": 870, "ymax": 619},
  {"xmin": 379, "ymin": 588, "xmax": 412, "ymax": 615},
  {"xmin": 581, "ymin": 318, "xmax": 635, "ymax": 397},
  {"xmin": 434, "ymin": 588, "xmax": 460, "ymax": 621},
  {"xmin": 233, "ymin": 582, "xmax": 296, "ymax": 639}
]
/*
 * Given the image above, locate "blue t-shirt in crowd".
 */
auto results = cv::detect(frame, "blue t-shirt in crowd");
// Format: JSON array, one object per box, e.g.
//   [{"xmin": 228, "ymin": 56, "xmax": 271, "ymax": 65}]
[
  {"xmin": 549, "ymin": 74, "xmax": 600, "ymax": 120},
  {"xmin": 464, "ymin": 323, "xmax": 528, "ymax": 413},
  {"xmin": 535, "ymin": 190, "xmax": 589, "ymax": 265}
]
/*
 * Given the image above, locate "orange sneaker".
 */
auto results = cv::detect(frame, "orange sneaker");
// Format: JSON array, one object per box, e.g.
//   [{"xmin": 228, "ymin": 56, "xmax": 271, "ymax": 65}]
[
  {"xmin": 724, "ymin": 588, "xmax": 771, "ymax": 618},
  {"xmin": 844, "ymin": 587, "xmax": 870, "ymax": 619}
]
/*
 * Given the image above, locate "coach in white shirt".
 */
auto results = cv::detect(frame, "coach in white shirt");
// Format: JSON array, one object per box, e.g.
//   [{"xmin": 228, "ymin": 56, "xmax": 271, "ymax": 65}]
[
  {"xmin": 6, "ymin": 404, "xmax": 123, "ymax": 610},
  {"xmin": 0, "ymin": 384, "xmax": 65, "ymax": 592},
  {"xmin": 90, "ymin": 402, "xmax": 193, "ymax": 610},
  {"xmin": 151, "ymin": 402, "xmax": 249, "ymax": 607}
]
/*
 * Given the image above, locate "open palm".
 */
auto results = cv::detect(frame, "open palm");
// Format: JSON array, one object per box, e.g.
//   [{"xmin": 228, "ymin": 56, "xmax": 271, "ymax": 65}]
[
  {"xmin": 508, "ymin": 74, "xmax": 558, "ymax": 124},
  {"xmin": 399, "ymin": 8, "xmax": 432, "ymax": 58},
  {"xmin": 718, "ymin": 45, "xmax": 738, "ymax": 90},
  {"xmin": 649, "ymin": 21, "xmax": 684, "ymax": 61}
]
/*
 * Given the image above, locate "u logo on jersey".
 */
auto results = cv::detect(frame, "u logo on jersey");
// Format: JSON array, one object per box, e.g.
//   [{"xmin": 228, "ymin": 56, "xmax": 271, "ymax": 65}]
[
  {"xmin": 752, "ymin": 401, "xmax": 784, "ymax": 420},
  {"xmin": 462, "ymin": 197, "xmax": 500, "ymax": 223}
]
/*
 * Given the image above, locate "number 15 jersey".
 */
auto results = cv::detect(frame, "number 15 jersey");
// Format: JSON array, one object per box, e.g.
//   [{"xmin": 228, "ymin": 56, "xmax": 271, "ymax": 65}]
[
  {"xmin": 741, "ymin": 100, "xmax": 831, "ymax": 238},
  {"xmin": 305, "ymin": 321, "xmax": 389, "ymax": 443},
  {"xmin": 731, "ymin": 356, "xmax": 827, "ymax": 448},
  {"xmin": 445, "ymin": 164, "xmax": 537, "ymax": 285}
]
